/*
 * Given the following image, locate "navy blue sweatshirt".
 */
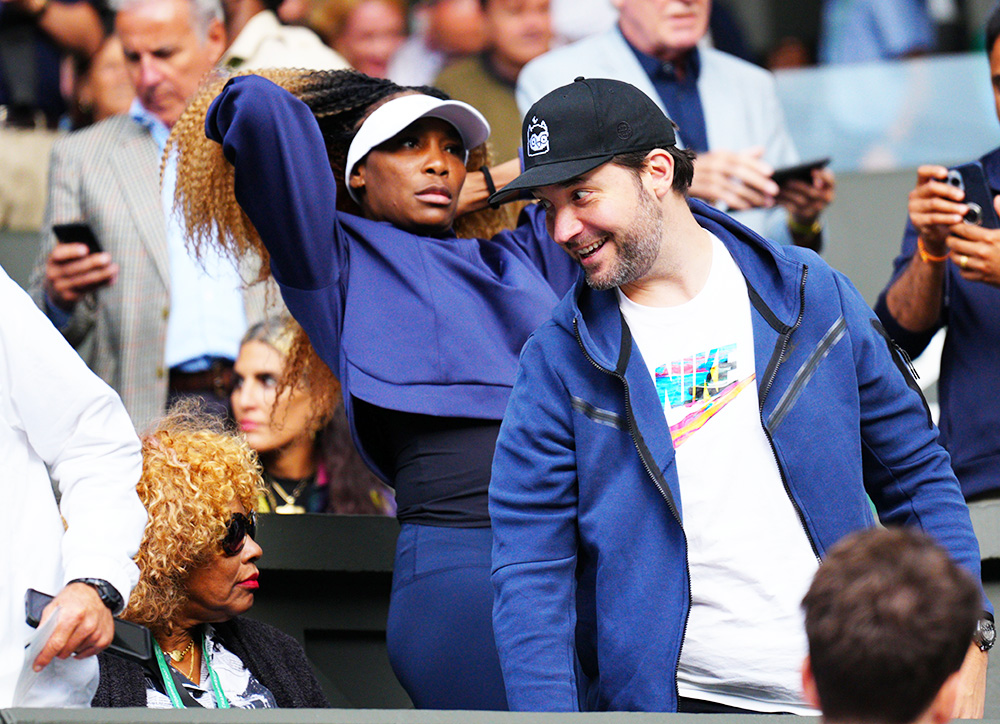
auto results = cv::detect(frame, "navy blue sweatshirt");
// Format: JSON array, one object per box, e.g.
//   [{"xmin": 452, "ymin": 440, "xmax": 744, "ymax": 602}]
[{"xmin": 205, "ymin": 75, "xmax": 579, "ymax": 482}]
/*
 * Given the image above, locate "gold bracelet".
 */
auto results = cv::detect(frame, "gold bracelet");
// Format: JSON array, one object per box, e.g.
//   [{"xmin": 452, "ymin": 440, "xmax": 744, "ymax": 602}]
[
  {"xmin": 788, "ymin": 217, "xmax": 822, "ymax": 237},
  {"xmin": 917, "ymin": 237, "xmax": 948, "ymax": 264}
]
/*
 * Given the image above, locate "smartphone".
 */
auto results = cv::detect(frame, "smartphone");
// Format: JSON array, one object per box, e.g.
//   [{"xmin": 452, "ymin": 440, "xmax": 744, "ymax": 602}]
[
  {"xmin": 772, "ymin": 157, "xmax": 831, "ymax": 187},
  {"xmin": 25, "ymin": 588, "xmax": 154, "ymax": 666},
  {"xmin": 52, "ymin": 222, "xmax": 103, "ymax": 255},
  {"xmin": 945, "ymin": 162, "xmax": 1000, "ymax": 229}
]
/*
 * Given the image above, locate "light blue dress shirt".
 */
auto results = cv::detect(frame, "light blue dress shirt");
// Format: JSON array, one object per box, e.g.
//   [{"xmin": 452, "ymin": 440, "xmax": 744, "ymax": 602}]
[{"xmin": 130, "ymin": 100, "xmax": 247, "ymax": 371}]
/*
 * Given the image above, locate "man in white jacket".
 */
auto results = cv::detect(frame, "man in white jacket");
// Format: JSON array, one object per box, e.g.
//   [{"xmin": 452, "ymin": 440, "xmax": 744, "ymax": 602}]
[
  {"xmin": 0, "ymin": 266, "xmax": 146, "ymax": 707},
  {"xmin": 516, "ymin": 0, "xmax": 835, "ymax": 251}
]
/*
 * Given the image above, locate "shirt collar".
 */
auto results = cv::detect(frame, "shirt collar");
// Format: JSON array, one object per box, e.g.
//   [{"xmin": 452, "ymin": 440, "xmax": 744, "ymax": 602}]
[
  {"xmin": 128, "ymin": 98, "xmax": 171, "ymax": 154},
  {"xmin": 222, "ymin": 9, "xmax": 280, "ymax": 69},
  {"xmin": 619, "ymin": 26, "xmax": 701, "ymax": 83}
]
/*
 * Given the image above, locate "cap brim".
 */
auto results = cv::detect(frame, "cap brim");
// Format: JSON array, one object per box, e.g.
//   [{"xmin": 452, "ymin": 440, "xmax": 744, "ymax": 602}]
[
  {"xmin": 488, "ymin": 153, "xmax": 613, "ymax": 206},
  {"xmin": 422, "ymin": 103, "xmax": 491, "ymax": 151}
]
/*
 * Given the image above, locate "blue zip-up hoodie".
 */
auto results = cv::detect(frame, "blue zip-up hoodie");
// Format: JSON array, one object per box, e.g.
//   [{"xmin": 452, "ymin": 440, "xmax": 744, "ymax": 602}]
[
  {"xmin": 874, "ymin": 147, "xmax": 1000, "ymax": 499},
  {"xmin": 490, "ymin": 199, "xmax": 986, "ymax": 712}
]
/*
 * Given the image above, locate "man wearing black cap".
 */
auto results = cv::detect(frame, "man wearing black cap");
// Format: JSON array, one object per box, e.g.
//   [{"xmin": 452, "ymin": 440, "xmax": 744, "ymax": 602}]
[{"xmin": 488, "ymin": 77, "xmax": 989, "ymax": 714}]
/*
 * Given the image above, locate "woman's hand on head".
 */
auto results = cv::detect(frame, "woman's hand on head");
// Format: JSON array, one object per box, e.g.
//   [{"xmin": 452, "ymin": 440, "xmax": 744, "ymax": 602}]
[{"xmin": 457, "ymin": 159, "xmax": 522, "ymax": 216}]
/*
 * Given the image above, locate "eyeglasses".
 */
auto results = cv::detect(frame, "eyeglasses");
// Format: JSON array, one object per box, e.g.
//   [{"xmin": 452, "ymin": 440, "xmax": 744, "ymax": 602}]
[{"xmin": 220, "ymin": 511, "xmax": 257, "ymax": 556}]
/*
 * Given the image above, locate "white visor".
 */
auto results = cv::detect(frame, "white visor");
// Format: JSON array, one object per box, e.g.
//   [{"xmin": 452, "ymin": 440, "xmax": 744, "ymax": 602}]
[{"xmin": 344, "ymin": 94, "xmax": 491, "ymax": 202}]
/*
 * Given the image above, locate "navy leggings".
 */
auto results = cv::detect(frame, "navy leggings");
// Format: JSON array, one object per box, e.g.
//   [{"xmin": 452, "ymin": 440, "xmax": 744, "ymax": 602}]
[{"xmin": 386, "ymin": 523, "xmax": 508, "ymax": 710}]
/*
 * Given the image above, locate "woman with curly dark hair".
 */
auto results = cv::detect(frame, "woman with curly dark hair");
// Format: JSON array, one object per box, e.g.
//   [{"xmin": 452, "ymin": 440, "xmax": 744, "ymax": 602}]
[{"xmin": 167, "ymin": 68, "xmax": 578, "ymax": 709}]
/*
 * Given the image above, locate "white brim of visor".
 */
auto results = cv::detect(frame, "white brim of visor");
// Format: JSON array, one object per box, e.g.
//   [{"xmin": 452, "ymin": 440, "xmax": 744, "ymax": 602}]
[{"xmin": 344, "ymin": 94, "xmax": 491, "ymax": 203}]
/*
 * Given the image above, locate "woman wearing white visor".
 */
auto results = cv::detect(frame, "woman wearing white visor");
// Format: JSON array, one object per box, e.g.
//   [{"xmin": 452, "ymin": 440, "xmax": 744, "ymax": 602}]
[{"xmin": 169, "ymin": 69, "xmax": 579, "ymax": 709}]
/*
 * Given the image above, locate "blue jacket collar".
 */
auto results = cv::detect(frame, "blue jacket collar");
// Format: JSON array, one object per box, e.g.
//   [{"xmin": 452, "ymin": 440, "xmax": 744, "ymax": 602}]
[
  {"xmin": 980, "ymin": 146, "xmax": 1000, "ymax": 192},
  {"xmin": 558, "ymin": 198, "xmax": 807, "ymax": 369}
]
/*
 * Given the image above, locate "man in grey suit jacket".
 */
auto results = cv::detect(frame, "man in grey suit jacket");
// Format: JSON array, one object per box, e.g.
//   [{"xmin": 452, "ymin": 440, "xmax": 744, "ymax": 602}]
[
  {"xmin": 516, "ymin": 0, "xmax": 835, "ymax": 251},
  {"xmin": 32, "ymin": 0, "xmax": 277, "ymax": 429}
]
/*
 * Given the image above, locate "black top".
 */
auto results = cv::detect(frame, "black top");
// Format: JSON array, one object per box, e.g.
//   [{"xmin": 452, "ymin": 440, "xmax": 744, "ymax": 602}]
[
  {"xmin": 353, "ymin": 399, "xmax": 498, "ymax": 527},
  {"xmin": 91, "ymin": 617, "xmax": 329, "ymax": 708}
]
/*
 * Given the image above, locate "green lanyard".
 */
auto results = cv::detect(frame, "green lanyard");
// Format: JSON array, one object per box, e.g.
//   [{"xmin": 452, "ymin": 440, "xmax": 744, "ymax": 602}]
[{"xmin": 153, "ymin": 630, "xmax": 231, "ymax": 709}]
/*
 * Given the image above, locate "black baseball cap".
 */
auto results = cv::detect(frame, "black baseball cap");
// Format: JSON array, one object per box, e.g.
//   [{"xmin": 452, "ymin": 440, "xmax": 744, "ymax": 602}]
[{"xmin": 489, "ymin": 77, "xmax": 677, "ymax": 205}]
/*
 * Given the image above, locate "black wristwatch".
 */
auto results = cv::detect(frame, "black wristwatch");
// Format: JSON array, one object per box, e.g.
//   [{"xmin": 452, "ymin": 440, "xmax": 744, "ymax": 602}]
[
  {"xmin": 69, "ymin": 578, "xmax": 125, "ymax": 615},
  {"xmin": 974, "ymin": 615, "xmax": 995, "ymax": 652}
]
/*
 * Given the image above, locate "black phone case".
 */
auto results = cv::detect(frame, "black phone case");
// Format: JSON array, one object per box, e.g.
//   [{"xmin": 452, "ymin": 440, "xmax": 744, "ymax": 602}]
[
  {"xmin": 772, "ymin": 157, "xmax": 831, "ymax": 187},
  {"xmin": 947, "ymin": 162, "xmax": 1000, "ymax": 229},
  {"xmin": 24, "ymin": 588, "xmax": 154, "ymax": 665},
  {"xmin": 52, "ymin": 222, "xmax": 103, "ymax": 255},
  {"xmin": 25, "ymin": 587, "xmax": 52, "ymax": 628}
]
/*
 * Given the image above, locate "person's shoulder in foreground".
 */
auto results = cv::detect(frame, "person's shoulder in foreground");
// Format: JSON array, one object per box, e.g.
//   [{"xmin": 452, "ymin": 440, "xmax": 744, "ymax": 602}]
[
  {"xmin": 802, "ymin": 527, "xmax": 983, "ymax": 724},
  {"xmin": 0, "ymin": 265, "xmax": 145, "ymax": 707}
]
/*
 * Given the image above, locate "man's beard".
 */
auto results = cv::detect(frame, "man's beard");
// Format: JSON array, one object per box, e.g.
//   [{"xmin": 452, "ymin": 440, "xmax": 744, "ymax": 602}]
[{"xmin": 585, "ymin": 183, "xmax": 664, "ymax": 291}]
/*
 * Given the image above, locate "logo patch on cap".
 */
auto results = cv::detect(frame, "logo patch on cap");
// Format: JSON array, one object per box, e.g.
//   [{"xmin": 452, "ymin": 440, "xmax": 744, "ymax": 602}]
[
  {"xmin": 526, "ymin": 117, "xmax": 549, "ymax": 157},
  {"xmin": 616, "ymin": 122, "xmax": 633, "ymax": 140}
]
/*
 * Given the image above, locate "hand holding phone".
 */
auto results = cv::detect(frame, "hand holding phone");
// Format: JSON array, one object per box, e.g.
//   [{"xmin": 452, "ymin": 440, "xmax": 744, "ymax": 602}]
[
  {"xmin": 944, "ymin": 163, "xmax": 1000, "ymax": 229},
  {"xmin": 53, "ymin": 222, "xmax": 103, "ymax": 255},
  {"xmin": 45, "ymin": 223, "xmax": 117, "ymax": 310},
  {"xmin": 25, "ymin": 588, "xmax": 154, "ymax": 668},
  {"xmin": 690, "ymin": 147, "xmax": 780, "ymax": 210}
]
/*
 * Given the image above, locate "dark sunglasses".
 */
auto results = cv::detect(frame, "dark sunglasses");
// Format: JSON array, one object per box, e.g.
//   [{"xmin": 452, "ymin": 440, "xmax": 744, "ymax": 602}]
[{"xmin": 220, "ymin": 511, "xmax": 257, "ymax": 556}]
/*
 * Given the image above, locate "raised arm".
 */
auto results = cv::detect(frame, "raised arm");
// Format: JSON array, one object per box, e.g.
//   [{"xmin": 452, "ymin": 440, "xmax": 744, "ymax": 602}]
[
  {"xmin": 205, "ymin": 75, "xmax": 343, "ymax": 292},
  {"xmin": 875, "ymin": 165, "xmax": 966, "ymax": 355}
]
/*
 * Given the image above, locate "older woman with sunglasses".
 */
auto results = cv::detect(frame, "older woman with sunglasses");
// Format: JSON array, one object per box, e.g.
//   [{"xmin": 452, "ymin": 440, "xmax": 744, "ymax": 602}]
[{"xmin": 91, "ymin": 408, "xmax": 328, "ymax": 709}]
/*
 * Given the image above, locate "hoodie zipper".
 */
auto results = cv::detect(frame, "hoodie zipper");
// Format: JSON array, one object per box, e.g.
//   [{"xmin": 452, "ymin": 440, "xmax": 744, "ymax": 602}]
[
  {"xmin": 573, "ymin": 316, "xmax": 691, "ymax": 707},
  {"xmin": 754, "ymin": 265, "xmax": 822, "ymax": 563}
]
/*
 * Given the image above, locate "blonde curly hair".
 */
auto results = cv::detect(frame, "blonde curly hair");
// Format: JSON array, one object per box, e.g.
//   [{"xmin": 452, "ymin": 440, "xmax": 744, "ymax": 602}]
[{"xmin": 124, "ymin": 406, "xmax": 263, "ymax": 638}]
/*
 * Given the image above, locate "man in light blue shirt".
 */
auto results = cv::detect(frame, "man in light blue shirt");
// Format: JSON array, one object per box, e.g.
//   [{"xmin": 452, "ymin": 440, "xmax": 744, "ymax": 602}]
[{"xmin": 33, "ymin": 0, "xmax": 277, "ymax": 427}]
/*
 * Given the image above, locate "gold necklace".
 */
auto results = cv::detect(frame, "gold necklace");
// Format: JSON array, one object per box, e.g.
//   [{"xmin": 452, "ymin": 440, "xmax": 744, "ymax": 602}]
[
  {"xmin": 271, "ymin": 478, "xmax": 310, "ymax": 514},
  {"xmin": 180, "ymin": 650, "xmax": 199, "ymax": 683},
  {"xmin": 165, "ymin": 639, "xmax": 194, "ymax": 663}
]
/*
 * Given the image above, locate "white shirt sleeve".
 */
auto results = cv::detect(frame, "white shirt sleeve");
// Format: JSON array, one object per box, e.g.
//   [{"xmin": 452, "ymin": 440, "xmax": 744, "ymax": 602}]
[{"xmin": 0, "ymin": 268, "xmax": 146, "ymax": 601}]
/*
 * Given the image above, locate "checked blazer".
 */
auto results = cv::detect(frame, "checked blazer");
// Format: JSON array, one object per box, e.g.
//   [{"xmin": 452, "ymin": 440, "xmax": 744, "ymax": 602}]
[{"xmin": 30, "ymin": 113, "xmax": 280, "ymax": 429}]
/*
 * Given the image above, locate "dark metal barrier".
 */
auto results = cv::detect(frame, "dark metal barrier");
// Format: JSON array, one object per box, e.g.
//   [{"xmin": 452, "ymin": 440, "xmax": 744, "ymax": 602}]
[
  {"xmin": 5, "ymin": 505, "xmax": 1000, "ymax": 718},
  {"xmin": 0, "ymin": 709, "xmax": 812, "ymax": 723}
]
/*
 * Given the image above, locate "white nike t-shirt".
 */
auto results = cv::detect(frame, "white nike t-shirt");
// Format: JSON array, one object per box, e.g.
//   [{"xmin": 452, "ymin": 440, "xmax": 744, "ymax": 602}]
[{"xmin": 617, "ymin": 232, "xmax": 819, "ymax": 714}]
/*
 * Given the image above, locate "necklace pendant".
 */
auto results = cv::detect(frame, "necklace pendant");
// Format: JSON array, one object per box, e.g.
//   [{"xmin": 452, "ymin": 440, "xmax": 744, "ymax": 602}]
[
  {"xmin": 275, "ymin": 503, "xmax": 306, "ymax": 514},
  {"xmin": 166, "ymin": 638, "xmax": 194, "ymax": 662}
]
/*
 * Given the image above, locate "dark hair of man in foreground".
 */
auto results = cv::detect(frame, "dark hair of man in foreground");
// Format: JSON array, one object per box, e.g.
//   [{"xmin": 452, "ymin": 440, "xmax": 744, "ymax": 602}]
[{"xmin": 802, "ymin": 527, "xmax": 981, "ymax": 724}]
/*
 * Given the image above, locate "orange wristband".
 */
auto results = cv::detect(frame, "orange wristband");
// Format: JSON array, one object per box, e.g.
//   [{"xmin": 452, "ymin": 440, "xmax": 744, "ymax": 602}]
[{"xmin": 917, "ymin": 237, "xmax": 948, "ymax": 264}]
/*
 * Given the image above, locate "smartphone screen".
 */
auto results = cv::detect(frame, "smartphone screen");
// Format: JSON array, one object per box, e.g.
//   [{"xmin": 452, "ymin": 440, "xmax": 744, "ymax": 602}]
[{"xmin": 52, "ymin": 222, "xmax": 103, "ymax": 255}]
